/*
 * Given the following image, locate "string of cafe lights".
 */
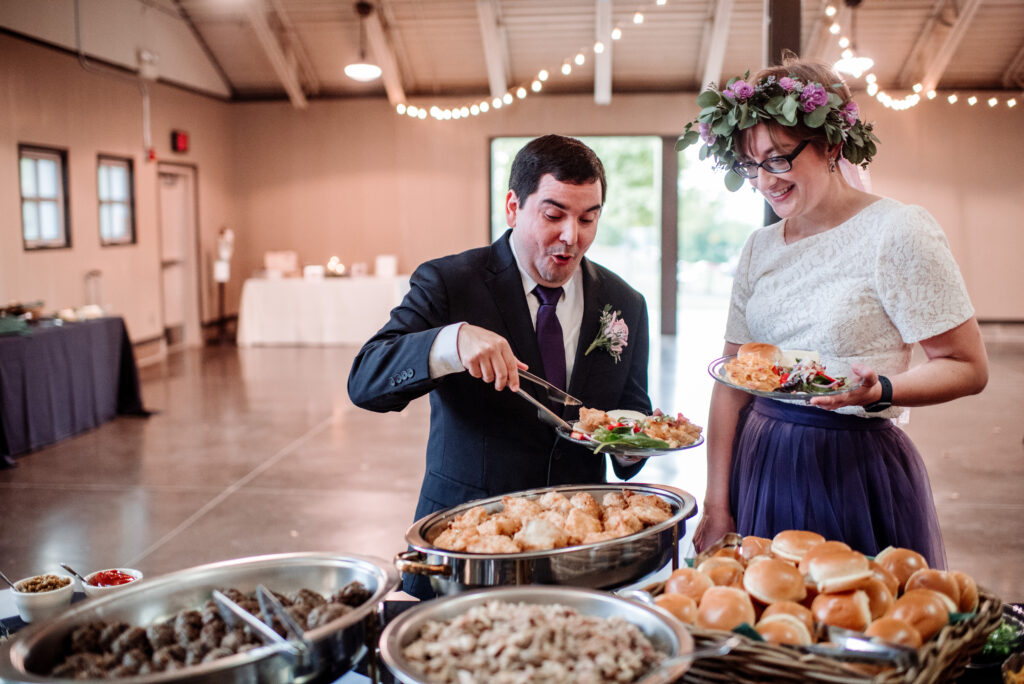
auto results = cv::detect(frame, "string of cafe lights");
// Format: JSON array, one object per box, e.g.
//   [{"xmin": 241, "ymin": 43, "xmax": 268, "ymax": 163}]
[
  {"xmin": 394, "ymin": 0, "xmax": 673, "ymax": 121},
  {"xmin": 822, "ymin": 4, "xmax": 1018, "ymax": 112}
]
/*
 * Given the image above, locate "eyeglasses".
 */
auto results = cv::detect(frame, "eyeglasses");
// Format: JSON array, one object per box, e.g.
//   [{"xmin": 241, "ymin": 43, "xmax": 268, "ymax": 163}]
[{"xmin": 732, "ymin": 140, "xmax": 812, "ymax": 179}]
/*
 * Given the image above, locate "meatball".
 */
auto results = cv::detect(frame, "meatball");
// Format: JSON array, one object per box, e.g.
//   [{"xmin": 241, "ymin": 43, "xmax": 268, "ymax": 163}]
[{"xmin": 174, "ymin": 610, "xmax": 203, "ymax": 647}]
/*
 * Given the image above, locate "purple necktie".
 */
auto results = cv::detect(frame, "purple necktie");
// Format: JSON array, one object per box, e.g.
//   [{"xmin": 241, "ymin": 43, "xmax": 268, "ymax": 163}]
[{"xmin": 532, "ymin": 285, "xmax": 566, "ymax": 391}]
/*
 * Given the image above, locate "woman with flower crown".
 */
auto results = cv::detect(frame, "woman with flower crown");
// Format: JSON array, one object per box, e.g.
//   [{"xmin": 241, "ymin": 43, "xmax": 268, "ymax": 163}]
[{"xmin": 681, "ymin": 54, "xmax": 989, "ymax": 567}]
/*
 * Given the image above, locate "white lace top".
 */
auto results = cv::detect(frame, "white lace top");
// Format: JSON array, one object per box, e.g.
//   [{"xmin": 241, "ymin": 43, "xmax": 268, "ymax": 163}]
[{"xmin": 725, "ymin": 197, "xmax": 975, "ymax": 418}]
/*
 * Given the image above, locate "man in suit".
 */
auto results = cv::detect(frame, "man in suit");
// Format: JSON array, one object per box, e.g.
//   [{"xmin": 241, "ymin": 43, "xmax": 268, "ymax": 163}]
[{"xmin": 347, "ymin": 134, "xmax": 653, "ymax": 597}]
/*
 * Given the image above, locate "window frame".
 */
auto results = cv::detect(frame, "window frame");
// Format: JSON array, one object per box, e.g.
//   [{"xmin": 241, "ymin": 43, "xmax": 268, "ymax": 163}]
[
  {"xmin": 97, "ymin": 154, "xmax": 137, "ymax": 246},
  {"xmin": 18, "ymin": 144, "xmax": 71, "ymax": 250}
]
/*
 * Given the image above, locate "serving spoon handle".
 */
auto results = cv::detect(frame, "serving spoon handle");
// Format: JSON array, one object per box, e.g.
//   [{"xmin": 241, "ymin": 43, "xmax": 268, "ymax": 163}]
[
  {"xmin": 0, "ymin": 570, "xmax": 17, "ymax": 590},
  {"xmin": 59, "ymin": 563, "xmax": 90, "ymax": 584}
]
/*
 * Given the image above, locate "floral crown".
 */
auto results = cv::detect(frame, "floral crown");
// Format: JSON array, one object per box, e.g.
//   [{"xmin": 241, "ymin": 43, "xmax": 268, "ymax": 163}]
[{"xmin": 676, "ymin": 73, "xmax": 880, "ymax": 191}]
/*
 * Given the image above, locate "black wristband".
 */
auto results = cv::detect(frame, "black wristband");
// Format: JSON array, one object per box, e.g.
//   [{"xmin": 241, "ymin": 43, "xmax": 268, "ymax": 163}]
[{"xmin": 863, "ymin": 375, "xmax": 893, "ymax": 413}]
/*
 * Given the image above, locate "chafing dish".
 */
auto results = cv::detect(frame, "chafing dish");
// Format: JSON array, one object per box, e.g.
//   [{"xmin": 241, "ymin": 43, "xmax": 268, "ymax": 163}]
[
  {"xmin": 379, "ymin": 585, "xmax": 694, "ymax": 684},
  {"xmin": 395, "ymin": 483, "xmax": 697, "ymax": 596},
  {"xmin": 0, "ymin": 552, "xmax": 398, "ymax": 683}
]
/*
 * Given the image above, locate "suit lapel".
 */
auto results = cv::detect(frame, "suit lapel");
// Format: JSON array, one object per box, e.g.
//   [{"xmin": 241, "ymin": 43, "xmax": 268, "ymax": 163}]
[
  {"xmin": 567, "ymin": 258, "xmax": 604, "ymax": 401},
  {"xmin": 484, "ymin": 232, "xmax": 545, "ymax": 389}
]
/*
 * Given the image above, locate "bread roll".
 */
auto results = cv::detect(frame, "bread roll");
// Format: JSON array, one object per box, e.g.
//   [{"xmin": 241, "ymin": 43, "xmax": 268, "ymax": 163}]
[
  {"xmin": 664, "ymin": 567, "xmax": 714, "ymax": 605},
  {"xmin": 889, "ymin": 589, "xmax": 951, "ymax": 641},
  {"xmin": 874, "ymin": 547, "xmax": 928, "ymax": 591},
  {"xmin": 905, "ymin": 569, "xmax": 960, "ymax": 608},
  {"xmin": 865, "ymin": 617, "xmax": 923, "ymax": 649},
  {"xmin": 868, "ymin": 559, "xmax": 900, "ymax": 597},
  {"xmin": 697, "ymin": 586, "xmax": 756, "ymax": 631},
  {"xmin": 811, "ymin": 589, "xmax": 871, "ymax": 632},
  {"xmin": 860, "ymin": 577, "xmax": 895, "ymax": 620},
  {"xmin": 655, "ymin": 593, "xmax": 698, "ymax": 624},
  {"xmin": 697, "ymin": 557, "xmax": 745, "ymax": 588},
  {"xmin": 741, "ymin": 535, "xmax": 773, "ymax": 564},
  {"xmin": 949, "ymin": 570, "xmax": 979, "ymax": 613},
  {"xmin": 743, "ymin": 557, "xmax": 807, "ymax": 605},
  {"xmin": 808, "ymin": 549, "xmax": 872, "ymax": 593},
  {"xmin": 756, "ymin": 613, "xmax": 813, "ymax": 646},
  {"xmin": 761, "ymin": 600, "xmax": 815, "ymax": 635},
  {"xmin": 738, "ymin": 342, "xmax": 782, "ymax": 364},
  {"xmin": 770, "ymin": 530, "xmax": 826, "ymax": 563},
  {"xmin": 797, "ymin": 540, "xmax": 852, "ymax": 575}
]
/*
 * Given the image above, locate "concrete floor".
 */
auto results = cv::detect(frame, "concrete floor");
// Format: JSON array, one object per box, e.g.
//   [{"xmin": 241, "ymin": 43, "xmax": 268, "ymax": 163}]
[{"xmin": 1, "ymin": 326, "xmax": 1022, "ymax": 604}]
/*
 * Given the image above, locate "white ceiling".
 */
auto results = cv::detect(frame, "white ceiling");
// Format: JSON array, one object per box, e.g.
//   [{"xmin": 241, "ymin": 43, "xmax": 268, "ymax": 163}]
[{"xmin": 5, "ymin": 0, "xmax": 1024, "ymax": 108}]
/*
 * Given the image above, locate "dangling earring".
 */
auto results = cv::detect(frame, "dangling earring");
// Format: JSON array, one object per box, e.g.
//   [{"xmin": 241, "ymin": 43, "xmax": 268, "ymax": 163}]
[{"xmin": 829, "ymin": 157, "xmax": 837, "ymax": 173}]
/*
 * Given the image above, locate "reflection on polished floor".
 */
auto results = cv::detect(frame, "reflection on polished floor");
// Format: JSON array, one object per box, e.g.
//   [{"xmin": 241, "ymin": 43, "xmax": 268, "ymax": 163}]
[{"xmin": 1, "ymin": 325, "xmax": 1022, "ymax": 603}]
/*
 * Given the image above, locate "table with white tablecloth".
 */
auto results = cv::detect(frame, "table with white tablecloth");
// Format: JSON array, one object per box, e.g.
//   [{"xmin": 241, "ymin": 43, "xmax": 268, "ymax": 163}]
[{"xmin": 236, "ymin": 276, "xmax": 410, "ymax": 347}]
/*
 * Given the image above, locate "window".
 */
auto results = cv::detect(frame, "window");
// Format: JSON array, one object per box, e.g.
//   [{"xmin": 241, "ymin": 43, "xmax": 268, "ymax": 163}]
[
  {"xmin": 97, "ymin": 156, "xmax": 136, "ymax": 245},
  {"xmin": 19, "ymin": 145, "xmax": 70, "ymax": 249}
]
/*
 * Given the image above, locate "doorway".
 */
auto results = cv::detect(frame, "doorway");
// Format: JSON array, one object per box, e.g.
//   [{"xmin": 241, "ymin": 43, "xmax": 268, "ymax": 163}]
[{"xmin": 157, "ymin": 164, "xmax": 201, "ymax": 349}]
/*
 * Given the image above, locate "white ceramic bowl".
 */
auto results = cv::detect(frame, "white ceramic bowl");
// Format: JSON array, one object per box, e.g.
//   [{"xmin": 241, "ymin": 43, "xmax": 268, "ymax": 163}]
[
  {"xmin": 12, "ymin": 574, "xmax": 74, "ymax": 623},
  {"xmin": 82, "ymin": 568, "xmax": 144, "ymax": 598}
]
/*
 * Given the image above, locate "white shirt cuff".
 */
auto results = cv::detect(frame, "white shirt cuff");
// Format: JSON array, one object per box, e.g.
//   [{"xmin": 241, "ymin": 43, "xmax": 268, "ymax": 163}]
[{"xmin": 428, "ymin": 322, "xmax": 466, "ymax": 378}]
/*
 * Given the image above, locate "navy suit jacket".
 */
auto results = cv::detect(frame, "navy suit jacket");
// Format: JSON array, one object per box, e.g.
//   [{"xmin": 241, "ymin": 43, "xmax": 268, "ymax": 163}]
[{"xmin": 348, "ymin": 231, "xmax": 653, "ymax": 523}]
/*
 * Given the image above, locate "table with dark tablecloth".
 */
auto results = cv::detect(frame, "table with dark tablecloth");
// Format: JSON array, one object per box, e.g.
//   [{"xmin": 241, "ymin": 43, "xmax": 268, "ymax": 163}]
[{"xmin": 0, "ymin": 317, "xmax": 148, "ymax": 465}]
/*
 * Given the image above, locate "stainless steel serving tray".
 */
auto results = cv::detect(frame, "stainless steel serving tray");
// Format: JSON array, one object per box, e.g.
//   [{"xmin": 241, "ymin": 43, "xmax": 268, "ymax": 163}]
[
  {"xmin": 0, "ymin": 552, "xmax": 399, "ymax": 684},
  {"xmin": 380, "ymin": 585, "xmax": 694, "ymax": 684},
  {"xmin": 396, "ymin": 483, "xmax": 697, "ymax": 596}
]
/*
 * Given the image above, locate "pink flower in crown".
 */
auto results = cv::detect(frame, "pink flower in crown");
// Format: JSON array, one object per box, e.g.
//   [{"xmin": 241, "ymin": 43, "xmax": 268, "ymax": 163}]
[
  {"xmin": 800, "ymin": 83, "xmax": 829, "ymax": 112},
  {"xmin": 731, "ymin": 80, "xmax": 755, "ymax": 100},
  {"xmin": 842, "ymin": 100, "xmax": 860, "ymax": 126},
  {"xmin": 779, "ymin": 76, "xmax": 797, "ymax": 92},
  {"xmin": 585, "ymin": 305, "xmax": 629, "ymax": 363},
  {"xmin": 699, "ymin": 122, "xmax": 716, "ymax": 145}
]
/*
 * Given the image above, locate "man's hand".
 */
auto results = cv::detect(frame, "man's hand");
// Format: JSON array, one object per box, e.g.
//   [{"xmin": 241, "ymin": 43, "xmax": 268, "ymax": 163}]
[{"xmin": 457, "ymin": 324, "xmax": 528, "ymax": 391}]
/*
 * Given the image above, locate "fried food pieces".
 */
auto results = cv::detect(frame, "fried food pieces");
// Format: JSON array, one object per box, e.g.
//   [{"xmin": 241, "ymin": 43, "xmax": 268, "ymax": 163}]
[{"xmin": 431, "ymin": 490, "xmax": 674, "ymax": 553}]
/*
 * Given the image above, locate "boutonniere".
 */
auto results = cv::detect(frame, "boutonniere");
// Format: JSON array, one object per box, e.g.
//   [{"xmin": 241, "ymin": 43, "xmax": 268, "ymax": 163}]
[{"xmin": 585, "ymin": 304, "xmax": 628, "ymax": 363}]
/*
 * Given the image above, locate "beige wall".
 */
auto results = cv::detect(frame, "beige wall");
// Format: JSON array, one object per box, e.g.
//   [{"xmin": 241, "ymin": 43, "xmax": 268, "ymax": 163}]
[{"xmin": 3, "ymin": 34, "xmax": 1023, "ymax": 343}]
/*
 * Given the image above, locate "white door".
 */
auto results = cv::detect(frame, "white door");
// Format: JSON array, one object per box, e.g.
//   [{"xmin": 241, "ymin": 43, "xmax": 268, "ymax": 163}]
[{"xmin": 157, "ymin": 166, "xmax": 201, "ymax": 349}]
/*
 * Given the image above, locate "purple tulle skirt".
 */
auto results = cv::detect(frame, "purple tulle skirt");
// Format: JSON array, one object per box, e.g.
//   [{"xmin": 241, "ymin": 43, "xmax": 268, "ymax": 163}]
[{"xmin": 730, "ymin": 398, "xmax": 947, "ymax": 569}]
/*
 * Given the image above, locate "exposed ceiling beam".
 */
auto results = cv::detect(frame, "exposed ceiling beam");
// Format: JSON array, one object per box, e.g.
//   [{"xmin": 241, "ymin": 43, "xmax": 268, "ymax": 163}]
[
  {"xmin": 475, "ymin": 0, "xmax": 509, "ymax": 99},
  {"xmin": 245, "ymin": 2, "xmax": 307, "ymax": 109},
  {"xmin": 364, "ymin": 7, "xmax": 406, "ymax": 105},
  {"xmin": 594, "ymin": 0, "xmax": 612, "ymax": 105},
  {"xmin": 898, "ymin": 0, "xmax": 983, "ymax": 91},
  {"xmin": 701, "ymin": 0, "xmax": 735, "ymax": 90},
  {"xmin": 1001, "ymin": 41, "xmax": 1024, "ymax": 89},
  {"xmin": 266, "ymin": 0, "xmax": 320, "ymax": 95}
]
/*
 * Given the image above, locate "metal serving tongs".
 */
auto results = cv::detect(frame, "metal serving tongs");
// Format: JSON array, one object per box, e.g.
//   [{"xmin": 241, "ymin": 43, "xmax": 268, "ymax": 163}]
[
  {"xmin": 801, "ymin": 625, "xmax": 919, "ymax": 668},
  {"xmin": 211, "ymin": 589, "xmax": 301, "ymax": 656},
  {"xmin": 515, "ymin": 368, "xmax": 581, "ymax": 432},
  {"xmin": 634, "ymin": 635, "xmax": 743, "ymax": 684}
]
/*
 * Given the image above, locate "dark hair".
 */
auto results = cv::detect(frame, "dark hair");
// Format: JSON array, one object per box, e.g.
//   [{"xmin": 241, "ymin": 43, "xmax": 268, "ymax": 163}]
[
  {"xmin": 508, "ymin": 135, "xmax": 607, "ymax": 207},
  {"xmin": 738, "ymin": 51, "xmax": 852, "ymax": 161}
]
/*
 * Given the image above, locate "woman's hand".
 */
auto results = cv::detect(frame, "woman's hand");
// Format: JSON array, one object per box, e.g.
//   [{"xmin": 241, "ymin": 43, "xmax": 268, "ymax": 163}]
[
  {"xmin": 693, "ymin": 503, "xmax": 736, "ymax": 552},
  {"xmin": 811, "ymin": 363, "xmax": 881, "ymax": 411}
]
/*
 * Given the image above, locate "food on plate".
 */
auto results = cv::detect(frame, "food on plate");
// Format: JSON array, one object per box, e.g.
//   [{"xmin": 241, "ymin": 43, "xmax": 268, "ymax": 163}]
[
  {"xmin": 769, "ymin": 529, "xmax": 826, "ymax": 563},
  {"xmin": 864, "ymin": 617, "xmax": 923, "ymax": 649},
  {"xmin": 432, "ymin": 489, "xmax": 674, "ymax": 553},
  {"xmin": 654, "ymin": 593, "xmax": 697, "ymax": 624},
  {"xmin": 88, "ymin": 570, "xmax": 138, "ymax": 587},
  {"xmin": 756, "ymin": 613, "xmax": 813, "ymax": 646},
  {"xmin": 696, "ymin": 586, "xmax": 756, "ymax": 631},
  {"xmin": 806, "ymin": 549, "xmax": 872, "ymax": 593},
  {"xmin": 723, "ymin": 342, "xmax": 852, "ymax": 394},
  {"xmin": 811, "ymin": 589, "xmax": 871, "ymax": 632},
  {"xmin": 742, "ymin": 558, "xmax": 806, "ymax": 605},
  {"xmin": 572, "ymin": 407, "xmax": 703, "ymax": 452},
  {"xmin": 400, "ymin": 600, "xmax": 667, "ymax": 683},
  {"xmin": 15, "ymin": 574, "xmax": 71, "ymax": 593},
  {"xmin": 47, "ymin": 582, "xmax": 371, "ymax": 678}
]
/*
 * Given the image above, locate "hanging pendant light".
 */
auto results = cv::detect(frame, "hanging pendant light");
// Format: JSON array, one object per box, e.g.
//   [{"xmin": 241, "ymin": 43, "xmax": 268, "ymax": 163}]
[
  {"xmin": 344, "ymin": 1, "xmax": 382, "ymax": 82},
  {"xmin": 833, "ymin": 0, "xmax": 873, "ymax": 79}
]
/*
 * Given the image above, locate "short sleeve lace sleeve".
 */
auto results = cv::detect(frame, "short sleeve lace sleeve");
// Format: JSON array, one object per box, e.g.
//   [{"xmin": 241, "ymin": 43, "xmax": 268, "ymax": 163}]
[
  {"xmin": 724, "ymin": 229, "xmax": 760, "ymax": 345},
  {"xmin": 874, "ymin": 205, "xmax": 974, "ymax": 344}
]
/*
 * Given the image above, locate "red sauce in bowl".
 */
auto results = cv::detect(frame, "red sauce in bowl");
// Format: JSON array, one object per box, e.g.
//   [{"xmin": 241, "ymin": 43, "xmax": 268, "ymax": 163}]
[{"xmin": 88, "ymin": 570, "xmax": 136, "ymax": 587}]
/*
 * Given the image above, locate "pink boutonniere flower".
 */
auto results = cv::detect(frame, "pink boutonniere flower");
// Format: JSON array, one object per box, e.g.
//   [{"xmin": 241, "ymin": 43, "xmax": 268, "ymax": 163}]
[{"xmin": 585, "ymin": 305, "xmax": 628, "ymax": 363}]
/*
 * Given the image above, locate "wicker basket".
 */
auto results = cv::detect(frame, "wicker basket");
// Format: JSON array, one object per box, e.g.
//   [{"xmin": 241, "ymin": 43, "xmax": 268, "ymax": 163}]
[{"xmin": 643, "ymin": 580, "xmax": 1002, "ymax": 683}]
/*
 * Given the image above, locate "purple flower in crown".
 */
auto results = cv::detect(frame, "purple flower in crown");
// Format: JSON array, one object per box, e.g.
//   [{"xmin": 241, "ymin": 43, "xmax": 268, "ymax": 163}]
[
  {"xmin": 842, "ymin": 100, "xmax": 860, "ymax": 126},
  {"xmin": 732, "ymin": 80, "xmax": 755, "ymax": 100},
  {"xmin": 779, "ymin": 76, "xmax": 797, "ymax": 92},
  {"xmin": 699, "ymin": 122, "xmax": 716, "ymax": 145},
  {"xmin": 800, "ymin": 83, "xmax": 829, "ymax": 112},
  {"xmin": 585, "ymin": 305, "xmax": 628, "ymax": 363},
  {"xmin": 722, "ymin": 86, "xmax": 735, "ymax": 100}
]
